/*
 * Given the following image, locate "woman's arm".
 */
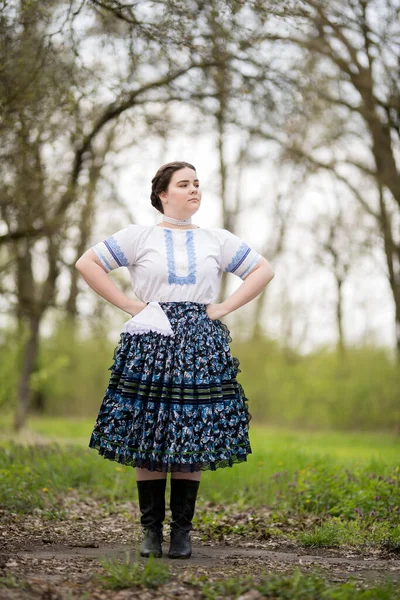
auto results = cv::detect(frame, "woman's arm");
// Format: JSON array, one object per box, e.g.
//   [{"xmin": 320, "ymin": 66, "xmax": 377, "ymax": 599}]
[
  {"xmin": 207, "ymin": 257, "xmax": 274, "ymax": 319},
  {"xmin": 75, "ymin": 249, "xmax": 146, "ymax": 316}
]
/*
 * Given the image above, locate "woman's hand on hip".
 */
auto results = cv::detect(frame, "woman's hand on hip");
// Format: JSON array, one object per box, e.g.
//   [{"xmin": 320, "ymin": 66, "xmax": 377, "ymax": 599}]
[{"xmin": 206, "ymin": 303, "xmax": 229, "ymax": 320}]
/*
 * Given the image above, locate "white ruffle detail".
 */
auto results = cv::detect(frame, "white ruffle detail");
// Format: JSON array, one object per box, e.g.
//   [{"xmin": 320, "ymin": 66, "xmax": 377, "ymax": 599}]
[{"xmin": 121, "ymin": 301, "xmax": 175, "ymax": 337}]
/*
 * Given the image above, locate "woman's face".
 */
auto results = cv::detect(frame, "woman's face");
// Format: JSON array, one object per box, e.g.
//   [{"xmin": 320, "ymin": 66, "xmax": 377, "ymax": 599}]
[{"xmin": 159, "ymin": 167, "xmax": 201, "ymax": 217}]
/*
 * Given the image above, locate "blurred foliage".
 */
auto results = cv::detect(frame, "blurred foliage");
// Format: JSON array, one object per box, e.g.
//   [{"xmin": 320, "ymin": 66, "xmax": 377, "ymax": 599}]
[
  {"xmin": 0, "ymin": 326, "xmax": 28, "ymax": 410},
  {"xmin": 235, "ymin": 338, "xmax": 400, "ymax": 433},
  {"xmin": 1, "ymin": 326, "xmax": 399, "ymax": 432}
]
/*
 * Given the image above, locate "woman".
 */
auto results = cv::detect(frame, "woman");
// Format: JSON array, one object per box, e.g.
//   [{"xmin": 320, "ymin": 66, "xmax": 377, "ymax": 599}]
[{"xmin": 75, "ymin": 161, "xmax": 274, "ymax": 560}]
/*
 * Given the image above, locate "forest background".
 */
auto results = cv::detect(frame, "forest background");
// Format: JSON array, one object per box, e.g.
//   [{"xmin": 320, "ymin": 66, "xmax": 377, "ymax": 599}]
[{"xmin": 1, "ymin": 0, "xmax": 400, "ymax": 434}]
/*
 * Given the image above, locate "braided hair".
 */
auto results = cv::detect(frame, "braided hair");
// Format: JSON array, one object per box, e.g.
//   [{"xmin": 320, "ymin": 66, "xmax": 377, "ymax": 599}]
[{"xmin": 151, "ymin": 161, "xmax": 196, "ymax": 214}]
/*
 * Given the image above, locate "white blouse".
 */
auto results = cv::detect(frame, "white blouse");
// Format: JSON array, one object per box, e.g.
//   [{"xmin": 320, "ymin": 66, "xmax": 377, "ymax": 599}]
[{"xmin": 91, "ymin": 224, "xmax": 262, "ymax": 337}]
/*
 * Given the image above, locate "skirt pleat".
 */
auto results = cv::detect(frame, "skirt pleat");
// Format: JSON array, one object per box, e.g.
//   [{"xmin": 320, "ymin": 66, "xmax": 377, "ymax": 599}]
[{"xmin": 88, "ymin": 301, "xmax": 252, "ymax": 472}]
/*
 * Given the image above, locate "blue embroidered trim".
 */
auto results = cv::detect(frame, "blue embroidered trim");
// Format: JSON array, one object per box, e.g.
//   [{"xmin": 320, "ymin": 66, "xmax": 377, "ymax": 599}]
[
  {"xmin": 226, "ymin": 242, "xmax": 251, "ymax": 273},
  {"xmin": 105, "ymin": 237, "xmax": 129, "ymax": 267},
  {"xmin": 92, "ymin": 247, "xmax": 113, "ymax": 272},
  {"xmin": 186, "ymin": 230, "xmax": 197, "ymax": 279},
  {"xmin": 241, "ymin": 253, "xmax": 261, "ymax": 278},
  {"xmin": 164, "ymin": 230, "xmax": 197, "ymax": 285}
]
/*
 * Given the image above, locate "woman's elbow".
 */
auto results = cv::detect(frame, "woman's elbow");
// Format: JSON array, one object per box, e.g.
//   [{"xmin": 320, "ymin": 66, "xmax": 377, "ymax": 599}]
[
  {"xmin": 264, "ymin": 267, "xmax": 274, "ymax": 285},
  {"xmin": 75, "ymin": 256, "xmax": 86, "ymax": 271},
  {"xmin": 75, "ymin": 249, "xmax": 96, "ymax": 271},
  {"xmin": 258, "ymin": 257, "xmax": 275, "ymax": 282},
  {"xmin": 76, "ymin": 250, "xmax": 108, "ymax": 274}
]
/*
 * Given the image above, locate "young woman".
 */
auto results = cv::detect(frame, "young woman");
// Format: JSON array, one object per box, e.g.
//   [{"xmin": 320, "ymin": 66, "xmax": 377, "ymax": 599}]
[{"xmin": 75, "ymin": 161, "xmax": 274, "ymax": 559}]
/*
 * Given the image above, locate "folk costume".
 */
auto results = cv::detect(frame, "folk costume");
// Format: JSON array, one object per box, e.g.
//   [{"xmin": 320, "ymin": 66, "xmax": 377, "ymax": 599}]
[{"xmin": 87, "ymin": 223, "xmax": 261, "ymax": 557}]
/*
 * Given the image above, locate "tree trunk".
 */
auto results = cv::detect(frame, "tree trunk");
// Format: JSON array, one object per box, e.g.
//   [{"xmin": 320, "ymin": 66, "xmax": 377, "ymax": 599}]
[
  {"xmin": 66, "ymin": 169, "xmax": 96, "ymax": 317},
  {"xmin": 336, "ymin": 277, "xmax": 346, "ymax": 358},
  {"xmin": 66, "ymin": 130, "xmax": 116, "ymax": 317},
  {"xmin": 377, "ymin": 183, "xmax": 400, "ymax": 362},
  {"xmin": 14, "ymin": 314, "xmax": 41, "ymax": 431},
  {"xmin": 216, "ymin": 74, "xmax": 230, "ymax": 304}
]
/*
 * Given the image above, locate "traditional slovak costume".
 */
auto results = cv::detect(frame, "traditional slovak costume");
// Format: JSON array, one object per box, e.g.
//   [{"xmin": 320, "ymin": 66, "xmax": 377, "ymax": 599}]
[{"xmin": 87, "ymin": 223, "xmax": 262, "ymax": 557}]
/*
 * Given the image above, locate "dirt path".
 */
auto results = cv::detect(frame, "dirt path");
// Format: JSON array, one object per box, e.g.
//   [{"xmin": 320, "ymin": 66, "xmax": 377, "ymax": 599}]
[
  {"xmin": 2, "ymin": 542, "xmax": 400, "ymax": 600},
  {"xmin": 1, "ymin": 495, "xmax": 399, "ymax": 599}
]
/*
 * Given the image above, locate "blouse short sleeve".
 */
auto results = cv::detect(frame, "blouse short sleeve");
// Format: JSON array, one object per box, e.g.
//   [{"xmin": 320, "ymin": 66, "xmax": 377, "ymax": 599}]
[
  {"xmin": 212, "ymin": 228, "xmax": 262, "ymax": 280},
  {"xmin": 91, "ymin": 224, "xmax": 140, "ymax": 272}
]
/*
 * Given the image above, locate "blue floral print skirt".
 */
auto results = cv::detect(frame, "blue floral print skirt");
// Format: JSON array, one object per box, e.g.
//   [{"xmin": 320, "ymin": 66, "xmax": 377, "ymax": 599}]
[{"xmin": 88, "ymin": 301, "xmax": 252, "ymax": 472}]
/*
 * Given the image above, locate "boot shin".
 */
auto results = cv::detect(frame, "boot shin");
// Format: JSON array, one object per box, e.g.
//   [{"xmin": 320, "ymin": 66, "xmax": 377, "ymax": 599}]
[
  {"xmin": 168, "ymin": 479, "xmax": 200, "ymax": 559},
  {"xmin": 136, "ymin": 478, "xmax": 166, "ymax": 558}
]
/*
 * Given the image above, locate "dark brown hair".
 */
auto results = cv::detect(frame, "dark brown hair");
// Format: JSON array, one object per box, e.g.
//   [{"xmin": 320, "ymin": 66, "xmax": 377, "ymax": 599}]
[{"xmin": 151, "ymin": 161, "xmax": 196, "ymax": 214}]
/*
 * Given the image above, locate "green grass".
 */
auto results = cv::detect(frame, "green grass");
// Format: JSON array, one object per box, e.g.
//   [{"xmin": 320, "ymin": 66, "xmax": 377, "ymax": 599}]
[
  {"xmin": 0, "ymin": 574, "xmax": 22, "ymax": 589},
  {"xmin": 0, "ymin": 413, "xmax": 93, "ymax": 445},
  {"xmin": 299, "ymin": 518, "xmax": 400, "ymax": 550},
  {"xmin": 95, "ymin": 550, "xmax": 170, "ymax": 590},
  {"xmin": 1, "ymin": 418, "xmax": 399, "ymax": 598},
  {"xmin": 0, "ymin": 418, "xmax": 399, "ymax": 548},
  {"xmin": 0, "ymin": 442, "xmax": 137, "ymax": 515},
  {"xmin": 193, "ymin": 570, "xmax": 400, "ymax": 600}
]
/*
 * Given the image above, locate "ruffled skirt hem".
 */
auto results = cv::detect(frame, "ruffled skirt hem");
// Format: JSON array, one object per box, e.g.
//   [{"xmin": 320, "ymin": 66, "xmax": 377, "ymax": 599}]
[{"xmin": 88, "ymin": 432, "xmax": 251, "ymax": 472}]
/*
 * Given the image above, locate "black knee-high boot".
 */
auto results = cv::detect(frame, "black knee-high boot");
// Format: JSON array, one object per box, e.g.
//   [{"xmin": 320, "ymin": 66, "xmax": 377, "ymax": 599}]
[
  {"xmin": 168, "ymin": 479, "xmax": 200, "ymax": 559},
  {"xmin": 136, "ymin": 479, "xmax": 167, "ymax": 558}
]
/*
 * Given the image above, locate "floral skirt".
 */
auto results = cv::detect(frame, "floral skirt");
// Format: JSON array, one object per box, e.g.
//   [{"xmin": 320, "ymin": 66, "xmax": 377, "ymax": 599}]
[{"xmin": 88, "ymin": 301, "xmax": 252, "ymax": 472}]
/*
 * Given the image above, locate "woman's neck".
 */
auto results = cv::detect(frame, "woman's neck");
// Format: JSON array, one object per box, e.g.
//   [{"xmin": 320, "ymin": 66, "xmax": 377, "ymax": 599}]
[{"xmin": 156, "ymin": 224, "xmax": 200, "ymax": 230}]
